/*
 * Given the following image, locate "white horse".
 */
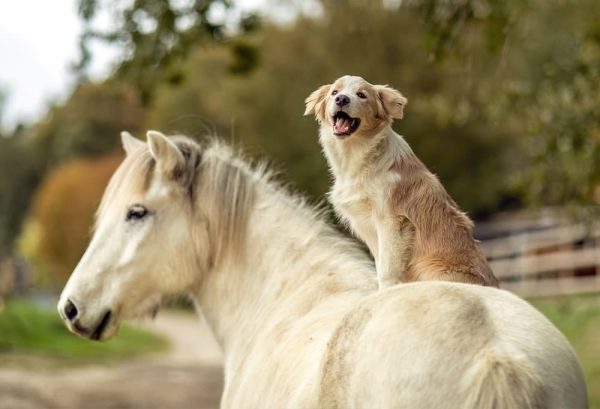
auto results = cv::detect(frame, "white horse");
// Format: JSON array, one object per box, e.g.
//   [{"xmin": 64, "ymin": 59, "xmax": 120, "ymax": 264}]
[{"xmin": 58, "ymin": 131, "xmax": 587, "ymax": 409}]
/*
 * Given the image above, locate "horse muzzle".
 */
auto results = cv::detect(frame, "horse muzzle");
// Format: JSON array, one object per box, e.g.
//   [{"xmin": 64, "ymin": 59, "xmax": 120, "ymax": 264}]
[{"xmin": 58, "ymin": 298, "xmax": 115, "ymax": 341}]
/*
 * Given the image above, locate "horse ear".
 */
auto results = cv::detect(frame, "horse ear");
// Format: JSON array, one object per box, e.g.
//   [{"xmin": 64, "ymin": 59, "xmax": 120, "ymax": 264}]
[
  {"xmin": 121, "ymin": 131, "xmax": 145, "ymax": 156},
  {"xmin": 374, "ymin": 85, "xmax": 407, "ymax": 120},
  {"xmin": 146, "ymin": 130, "xmax": 185, "ymax": 176},
  {"xmin": 304, "ymin": 84, "xmax": 331, "ymax": 121}
]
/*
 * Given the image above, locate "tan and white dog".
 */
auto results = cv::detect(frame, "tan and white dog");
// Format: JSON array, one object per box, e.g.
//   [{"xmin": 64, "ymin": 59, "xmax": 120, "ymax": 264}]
[{"xmin": 305, "ymin": 75, "xmax": 499, "ymax": 289}]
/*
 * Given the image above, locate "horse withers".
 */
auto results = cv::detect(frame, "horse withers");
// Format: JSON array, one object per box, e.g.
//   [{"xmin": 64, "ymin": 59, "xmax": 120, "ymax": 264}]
[{"xmin": 58, "ymin": 130, "xmax": 588, "ymax": 409}]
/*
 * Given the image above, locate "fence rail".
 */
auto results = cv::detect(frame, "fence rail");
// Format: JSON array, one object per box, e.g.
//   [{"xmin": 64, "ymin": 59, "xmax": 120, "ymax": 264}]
[
  {"xmin": 481, "ymin": 223, "xmax": 600, "ymax": 259},
  {"xmin": 489, "ymin": 246, "xmax": 600, "ymax": 279},
  {"xmin": 481, "ymin": 222, "xmax": 600, "ymax": 297},
  {"xmin": 500, "ymin": 276, "xmax": 600, "ymax": 298}
]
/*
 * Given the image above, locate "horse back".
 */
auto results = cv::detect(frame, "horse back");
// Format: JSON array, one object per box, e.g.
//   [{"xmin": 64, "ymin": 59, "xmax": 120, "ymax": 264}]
[{"xmin": 318, "ymin": 282, "xmax": 587, "ymax": 409}]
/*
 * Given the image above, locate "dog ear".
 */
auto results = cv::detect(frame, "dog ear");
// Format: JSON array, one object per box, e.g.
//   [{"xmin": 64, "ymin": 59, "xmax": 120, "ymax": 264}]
[
  {"xmin": 304, "ymin": 84, "xmax": 332, "ymax": 121},
  {"xmin": 375, "ymin": 85, "xmax": 407, "ymax": 120}
]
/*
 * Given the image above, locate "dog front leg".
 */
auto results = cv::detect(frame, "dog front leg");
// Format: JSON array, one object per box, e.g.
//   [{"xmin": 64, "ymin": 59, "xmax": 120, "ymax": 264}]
[{"xmin": 376, "ymin": 217, "xmax": 415, "ymax": 290}]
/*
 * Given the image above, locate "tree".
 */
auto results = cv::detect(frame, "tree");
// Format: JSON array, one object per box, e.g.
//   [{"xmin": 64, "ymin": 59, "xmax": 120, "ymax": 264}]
[
  {"xmin": 401, "ymin": 0, "xmax": 600, "ymax": 209},
  {"xmin": 146, "ymin": 4, "xmax": 517, "ymax": 216},
  {"xmin": 75, "ymin": 0, "xmax": 259, "ymax": 103},
  {"xmin": 30, "ymin": 82, "xmax": 144, "ymax": 170},
  {"xmin": 501, "ymin": 0, "xmax": 600, "ymax": 208},
  {"xmin": 0, "ymin": 136, "xmax": 40, "ymax": 256},
  {"xmin": 0, "ymin": 89, "xmax": 40, "ymax": 257}
]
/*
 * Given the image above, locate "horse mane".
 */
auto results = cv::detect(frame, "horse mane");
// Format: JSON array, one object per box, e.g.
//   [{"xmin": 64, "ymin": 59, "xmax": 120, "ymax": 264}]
[
  {"xmin": 95, "ymin": 147, "xmax": 154, "ymax": 230},
  {"xmin": 199, "ymin": 139, "xmax": 261, "ymax": 268}
]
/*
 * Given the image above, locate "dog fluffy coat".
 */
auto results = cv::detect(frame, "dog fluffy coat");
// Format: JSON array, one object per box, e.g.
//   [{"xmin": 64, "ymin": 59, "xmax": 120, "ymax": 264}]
[{"xmin": 305, "ymin": 75, "xmax": 499, "ymax": 289}]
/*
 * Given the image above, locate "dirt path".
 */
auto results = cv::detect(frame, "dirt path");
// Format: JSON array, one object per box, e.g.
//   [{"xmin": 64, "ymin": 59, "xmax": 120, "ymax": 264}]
[{"xmin": 0, "ymin": 311, "xmax": 224, "ymax": 409}]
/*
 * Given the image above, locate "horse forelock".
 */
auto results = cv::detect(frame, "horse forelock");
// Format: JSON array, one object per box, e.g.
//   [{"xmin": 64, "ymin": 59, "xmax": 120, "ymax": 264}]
[{"xmin": 95, "ymin": 148, "xmax": 155, "ymax": 231}]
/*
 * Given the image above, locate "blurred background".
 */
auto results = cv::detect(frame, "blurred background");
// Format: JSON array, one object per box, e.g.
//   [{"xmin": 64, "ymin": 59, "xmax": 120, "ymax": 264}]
[{"xmin": 1, "ymin": 0, "xmax": 599, "ymax": 407}]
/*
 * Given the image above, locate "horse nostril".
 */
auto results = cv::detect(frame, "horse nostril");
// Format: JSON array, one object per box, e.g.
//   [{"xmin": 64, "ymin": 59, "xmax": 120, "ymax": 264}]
[{"xmin": 64, "ymin": 299, "xmax": 78, "ymax": 322}]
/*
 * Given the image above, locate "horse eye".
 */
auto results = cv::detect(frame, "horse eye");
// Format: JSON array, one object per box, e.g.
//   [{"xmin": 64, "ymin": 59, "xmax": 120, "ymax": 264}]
[
  {"xmin": 357, "ymin": 92, "xmax": 367, "ymax": 99},
  {"xmin": 331, "ymin": 90, "xmax": 338, "ymax": 96},
  {"xmin": 126, "ymin": 205, "xmax": 149, "ymax": 222}
]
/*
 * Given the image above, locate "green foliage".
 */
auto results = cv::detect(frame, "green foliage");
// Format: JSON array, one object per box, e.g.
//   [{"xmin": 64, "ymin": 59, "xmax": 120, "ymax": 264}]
[
  {"xmin": 531, "ymin": 294, "xmax": 600, "ymax": 408},
  {"xmin": 75, "ymin": 0, "xmax": 259, "ymax": 103},
  {"xmin": 403, "ymin": 0, "xmax": 525, "ymax": 58},
  {"xmin": 147, "ymin": 5, "xmax": 515, "ymax": 214},
  {"xmin": 228, "ymin": 40, "xmax": 260, "ymax": 75},
  {"xmin": 502, "ymin": 0, "xmax": 600, "ymax": 207},
  {"xmin": 401, "ymin": 0, "xmax": 600, "ymax": 209},
  {"xmin": 0, "ymin": 137, "xmax": 40, "ymax": 254},
  {"xmin": 31, "ymin": 82, "xmax": 143, "ymax": 169},
  {"xmin": 0, "ymin": 89, "xmax": 6, "ymax": 129},
  {"xmin": 0, "ymin": 298, "xmax": 168, "ymax": 363}
]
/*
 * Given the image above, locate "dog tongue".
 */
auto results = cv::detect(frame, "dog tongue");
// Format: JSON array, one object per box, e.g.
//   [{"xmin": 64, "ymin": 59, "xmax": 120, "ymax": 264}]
[{"xmin": 335, "ymin": 117, "xmax": 352, "ymax": 134}]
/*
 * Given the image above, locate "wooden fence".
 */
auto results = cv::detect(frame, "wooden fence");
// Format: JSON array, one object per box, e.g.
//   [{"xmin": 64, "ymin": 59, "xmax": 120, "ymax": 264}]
[{"xmin": 481, "ymin": 223, "xmax": 600, "ymax": 297}]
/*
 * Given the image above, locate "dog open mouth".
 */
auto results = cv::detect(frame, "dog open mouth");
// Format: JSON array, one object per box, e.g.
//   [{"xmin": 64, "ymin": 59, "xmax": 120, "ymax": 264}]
[{"xmin": 333, "ymin": 111, "xmax": 360, "ymax": 138}]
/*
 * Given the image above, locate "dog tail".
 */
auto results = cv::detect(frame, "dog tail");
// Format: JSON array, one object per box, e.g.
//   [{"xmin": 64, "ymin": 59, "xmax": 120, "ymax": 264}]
[{"xmin": 461, "ymin": 350, "xmax": 545, "ymax": 409}]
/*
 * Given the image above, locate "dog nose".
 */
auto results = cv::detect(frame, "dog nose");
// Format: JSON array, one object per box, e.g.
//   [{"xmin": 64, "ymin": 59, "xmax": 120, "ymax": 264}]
[
  {"xmin": 63, "ymin": 299, "xmax": 79, "ymax": 322},
  {"xmin": 335, "ymin": 94, "xmax": 350, "ymax": 107}
]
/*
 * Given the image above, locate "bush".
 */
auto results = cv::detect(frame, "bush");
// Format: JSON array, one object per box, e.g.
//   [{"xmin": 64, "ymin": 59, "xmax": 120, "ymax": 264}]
[{"xmin": 22, "ymin": 153, "xmax": 123, "ymax": 285}]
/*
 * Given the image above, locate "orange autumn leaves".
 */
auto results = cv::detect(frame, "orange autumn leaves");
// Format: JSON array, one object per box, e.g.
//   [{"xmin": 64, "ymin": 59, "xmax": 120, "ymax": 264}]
[{"xmin": 22, "ymin": 154, "xmax": 123, "ymax": 285}]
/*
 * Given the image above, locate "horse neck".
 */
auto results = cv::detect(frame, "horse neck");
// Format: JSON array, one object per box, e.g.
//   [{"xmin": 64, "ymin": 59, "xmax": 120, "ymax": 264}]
[{"xmin": 191, "ymin": 181, "xmax": 376, "ymax": 354}]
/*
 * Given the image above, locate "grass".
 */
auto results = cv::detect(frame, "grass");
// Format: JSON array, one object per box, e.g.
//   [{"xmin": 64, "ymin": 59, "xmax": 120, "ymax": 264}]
[
  {"xmin": 0, "ymin": 298, "xmax": 168, "ymax": 365},
  {"xmin": 530, "ymin": 294, "xmax": 600, "ymax": 408}
]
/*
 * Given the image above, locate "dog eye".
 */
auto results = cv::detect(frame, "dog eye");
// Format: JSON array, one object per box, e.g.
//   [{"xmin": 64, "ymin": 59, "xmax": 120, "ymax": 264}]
[
  {"xmin": 126, "ymin": 204, "xmax": 149, "ymax": 222},
  {"xmin": 331, "ymin": 90, "xmax": 338, "ymax": 96},
  {"xmin": 357, "ymin": 92, "xmax": 367, "ymax": 99}
]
